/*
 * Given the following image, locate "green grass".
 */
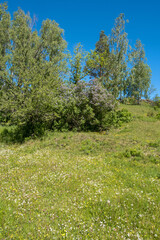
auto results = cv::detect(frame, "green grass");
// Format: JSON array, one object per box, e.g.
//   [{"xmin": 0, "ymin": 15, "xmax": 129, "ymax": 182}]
[{"xmin": 0, "ymin": 103, "xmax": 160, "ymax": 239}]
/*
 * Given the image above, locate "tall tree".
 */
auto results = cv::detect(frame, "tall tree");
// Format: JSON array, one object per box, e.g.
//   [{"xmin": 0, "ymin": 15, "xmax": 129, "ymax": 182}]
[
  {"xmin": 85, "ymin": 30, "xmax": 112, "ymax": 86},
  {"xmin": 128, "ymin": 40, "xmax": 151, "ymax": 103},
  {"xmin": 85, "ymin": 14, "xmax": 129, "ymax": 98},
  {"xmin": 95, "ymin": 30, "xmax": 111, "ymax": 80},
  {"xmin": 0, "ymin": 6, "xmax": 67, "ymax": 134},
  {"xmin": 0, "ymin": 2, "xmax": 10, "ymax": 92},
  {"xmin": 109, "ymin": 13, "xmax": 129, "ymax": 98},
  {"xmin": 70, "ymin": 43, "xmax": 87, "ymax": 84}
]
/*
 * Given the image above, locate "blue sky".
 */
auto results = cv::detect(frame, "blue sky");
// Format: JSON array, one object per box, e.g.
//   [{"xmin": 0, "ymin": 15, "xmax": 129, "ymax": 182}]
[{"xmin": 6, "ymin": 0, "xmax": 160, "ymax": 96}]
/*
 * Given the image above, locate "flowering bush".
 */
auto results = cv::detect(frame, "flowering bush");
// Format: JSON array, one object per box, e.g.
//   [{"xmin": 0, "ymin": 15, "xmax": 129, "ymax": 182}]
[
  {"xmin": 53, "ymin": 79, "xmax": 117, "ymax": 131},
  {"xmin": 0, "ymin": 79, "xmax": 131, "ymax": 141}
]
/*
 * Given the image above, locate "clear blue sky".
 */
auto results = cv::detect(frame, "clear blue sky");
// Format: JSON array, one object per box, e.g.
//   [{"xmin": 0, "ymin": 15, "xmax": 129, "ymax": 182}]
[{"xmin": 6, "ymin": 0, "xmax": 160, "ymax": 97}]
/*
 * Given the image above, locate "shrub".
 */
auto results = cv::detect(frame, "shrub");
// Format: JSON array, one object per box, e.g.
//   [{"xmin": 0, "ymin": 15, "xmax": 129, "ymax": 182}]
[
  {"xmin": 127, "ymin": 97, "xmax": 138, "ymax": 105},
  {"xmin": 0, "ymin": 122, "xmax": 45, "ymax": 143},
  {"xmin": 54, "ymin": 80, "xmax": 117, "ymax": 131},
  {"xmin": 116, "ymin": 108, "xmax": 132, "ymax": 123},
  {"xmin": 105, "ymin": 108, "xmax": 132, "ymax": 128},
  {"xmin": 152, "ymin": 96, "xmax": 160, "ymax": 109},
  {"xmin": 1, "ymin": 80, "xmax": 132, "ymax": 142},
  {"xmin": 156, "ymin": 113, "xmax": 160, "ymax": 120},
  {"xmin": 120, "ymin": 98, "xmax": 129, "ymax": 104}
]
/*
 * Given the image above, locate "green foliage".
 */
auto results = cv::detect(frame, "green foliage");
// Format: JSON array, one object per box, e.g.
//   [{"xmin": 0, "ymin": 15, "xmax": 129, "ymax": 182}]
[
  {"xmin": 144, "ymin": 84, "xmax": 156, "ymax": 99},
  {"xmin": 124, "ymin": 148, "xmax": 142, "ymax": 158},
  {"xmin": 85, "ymin": 30, "xmax": 111, "ymax": 82},
  {"xmin": 153, "ymin": 95, "xmax": 160, "ymax": 109},
  {"xmin": 86, "ymin": 16, "xmax": 151, "ymax": 101},
  {"xmin": 0, "ymin": 3, "xmax": 10, "ymax": 90},
  {"xmin": 0, "ymin": 3, "xmax": 153, "ymax": 141},
  {"xmin": 116, "ymin": 108, "xmax": 132, "ymax": 123},
  {"xmin": 0, "ymin": 122, "xmax": 45, "ymax": 143},
  {"xmin": 0, "ymin": 5, "xmax": 67, "ymax": 137},
  {"xmin": 156, "ymin": 113, "xmax": 160, "ymax": 120},
  {"xmin": 70, "ymin": 43, "xmax": 87, "ymax": 83},
  {"xmin": 127, "ymin": 40, "xmax": 151, "ymax": 103},
  {"xmin": 148, "ymin": 141, "xmax": 159, "ymax": 148},
  {"xmin": 52, "ymin": 80, "xmax": 117, "ymax": 132},
  {"xmin": 120, "ymin": 97, "xmax": 138, "ymax": 105},
  {"xmin": 157, "ymin": 173, "xmax": 160, "ymax": 179},
  {"xmin": 85, "ymin": 15, "xmax": 129, "ymax": 99},
  {"xmin": 105, "ymin": 108, "xmax": 132, "ymax": 128},
  {"xmin": 147, "ymin": 110, "xmax": 155, "ymax": 117}
]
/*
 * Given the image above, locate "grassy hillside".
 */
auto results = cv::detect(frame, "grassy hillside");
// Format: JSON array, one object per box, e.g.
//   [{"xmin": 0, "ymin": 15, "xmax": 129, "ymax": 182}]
[{"xmin": 0, "ymin": 103, "xmax": 160, "ymax": 239}]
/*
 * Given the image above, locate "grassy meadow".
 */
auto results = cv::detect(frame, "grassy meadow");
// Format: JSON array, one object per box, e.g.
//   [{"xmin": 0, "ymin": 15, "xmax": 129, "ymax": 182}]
[{"xmin": 0, "ymin": 103, "xmax": 160, "ymax": 239}]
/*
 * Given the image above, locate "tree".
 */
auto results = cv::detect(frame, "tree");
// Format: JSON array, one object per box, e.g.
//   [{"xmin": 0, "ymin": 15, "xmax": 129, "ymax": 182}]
[
  {"xmin": 0, "ymin": 2, "xmax": 10, "ymax": 92},
  {"xmin": 85, "ymin": 14, "xmax": 129, "ymax": 98},
  {"xmin": 144, "ymin": 84, "xmax": 156, "ymax": 100},
  {"xmin": 109, "ymin": 13, "xmax": 129, "ymax": 98},
  {"xmin": 128, "ymin": 40, "xmax": 151, "ymax": 103},
  {"xmin": 85, "ymin": 30, "xmax": 113, "ymax": 87},
  {"xmin": 0, "ymin": 6, "xmax": 67, "ymax": 136},
  {"xmin": 70, "ymin": 43, "xmax": 87, "ymax": 84},
  {"xmin": 0, "ymin": 3, "xmax": 11, "ymax": 122}
]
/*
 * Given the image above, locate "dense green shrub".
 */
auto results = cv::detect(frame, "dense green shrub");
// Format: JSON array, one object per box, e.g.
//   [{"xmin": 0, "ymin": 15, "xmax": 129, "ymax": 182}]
[
  {"xmin": 127, "ymin": 97, "xmax": 139, "ymax": 105},
  {"xmin": 156, "ymin": 113, "xmax": 160, "ymax": 120},
  {"xmin": 0, "ymin": 79, "xmax": 133, "ymax": 142},
  {"xmin": 1, "ymin": 81, "xmax": 133, "ymax": 142},
  {"xmin": 152, "ymin": 96, "xmax": 160, "ymax": 109},
  {"xmin": 105, "ymin": 108, "xmax": 132, "ymax": 128},
  {"xmin": 0, "ymin": 122, "xmax": 45, "ymax": 143},
  {"xmin": 53, "ymin": 80, "xmax": 117, "ymax": 131}
]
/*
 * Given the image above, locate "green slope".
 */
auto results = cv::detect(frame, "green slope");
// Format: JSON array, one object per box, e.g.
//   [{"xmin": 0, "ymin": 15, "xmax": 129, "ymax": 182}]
[{"xmin": 0, "ymin": 103, "xmax": 160, "ymax": 239}]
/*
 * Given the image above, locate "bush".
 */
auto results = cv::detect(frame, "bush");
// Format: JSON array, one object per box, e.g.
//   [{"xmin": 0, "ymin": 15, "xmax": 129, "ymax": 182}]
[
  {"xmin": 105, "ymin": 108, "xmax": 132, "ymax": 128},
  {"xmin": 127, "ymin": 97, "xmax": 138, "ymax": 105},
  {"xmin": 156, "ymin": 113, "xmax": 160, "ymax": 120},
  {"xmin": 120, "ymin": 98, "xmax": 129, "ymax": 104},
  {"xmin": 116, "ymin": 108, "xmax": 132, "ymax": 123},
  {"xmin": 152, "ymin": 96, "xmax": 160, "ymax": 109},
  {"xmin": 0, "ymin": 122, "xmax": 45, "ymax": 143},
  {"xmin": 1, "ymin": 80, "xmax": 132, "ymax": 142},
  {"xmin": 53, "ymin": 80, "xmax": 117, "ymax": 131}
]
